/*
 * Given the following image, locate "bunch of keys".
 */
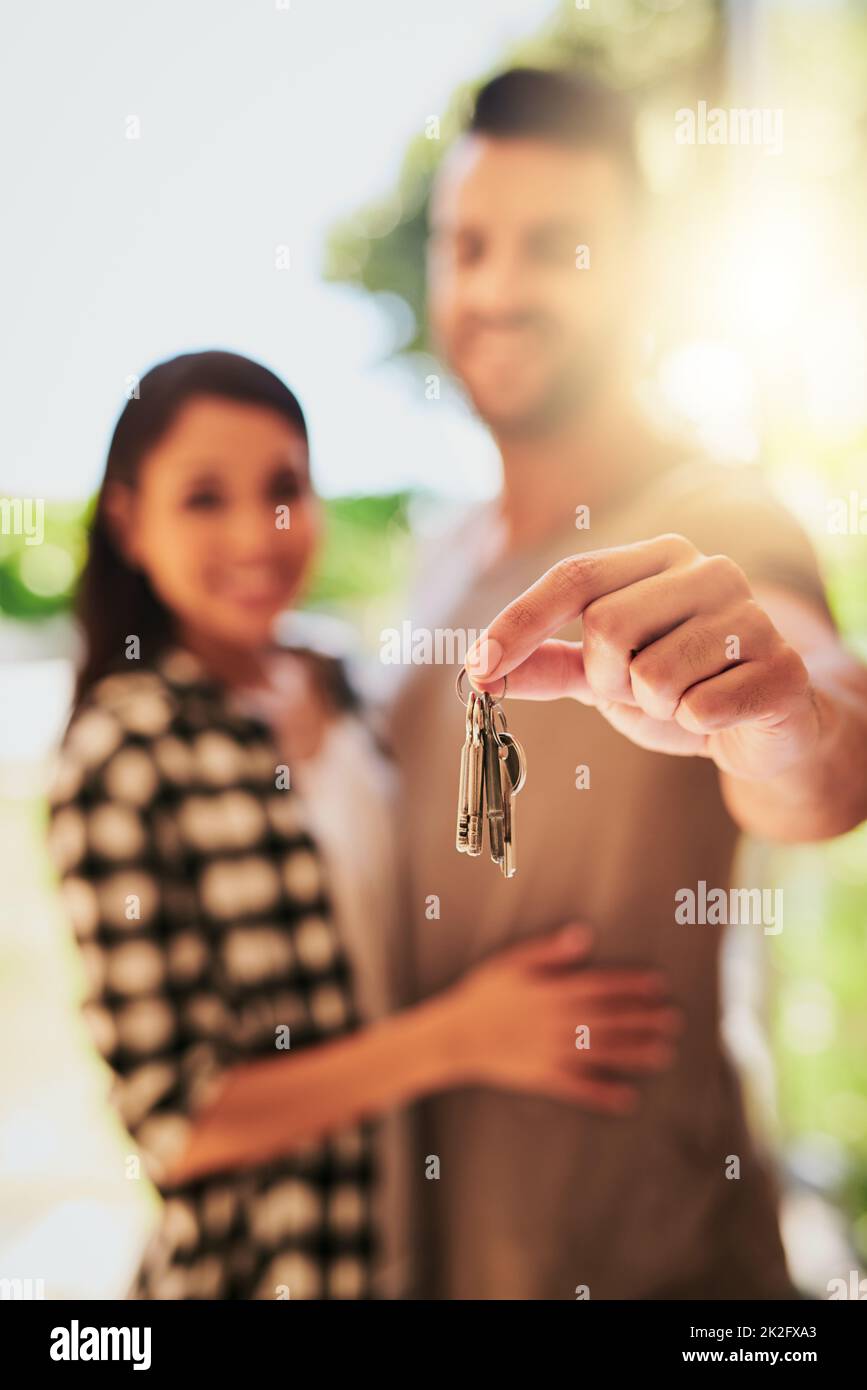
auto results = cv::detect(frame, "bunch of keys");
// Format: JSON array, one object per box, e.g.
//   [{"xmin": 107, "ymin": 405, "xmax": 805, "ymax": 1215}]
[{"xmin": 455, "ymin": 668, "xmax": 526, "ymax": 877}]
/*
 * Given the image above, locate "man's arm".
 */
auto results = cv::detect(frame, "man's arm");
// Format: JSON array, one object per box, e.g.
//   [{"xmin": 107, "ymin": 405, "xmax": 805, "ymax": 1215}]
[
  {"xmin": 718, "ymin": 584, "xmax": 867, "ymax": 841},
  {"xmin": 464, "ymin": 534, "xmax": 867, "ymax": 847}
]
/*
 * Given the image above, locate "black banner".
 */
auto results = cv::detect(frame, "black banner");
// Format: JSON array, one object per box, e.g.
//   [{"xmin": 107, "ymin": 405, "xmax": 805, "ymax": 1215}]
[{"xmin": 2, "ymin": 1297, "xmax": 863, "ymax": 1375}]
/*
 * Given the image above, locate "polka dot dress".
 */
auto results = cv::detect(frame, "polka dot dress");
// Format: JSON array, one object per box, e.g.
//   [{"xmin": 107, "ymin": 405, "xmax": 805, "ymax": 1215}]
[{"xmin": 47, "ymin": 646, "xmax": 377, "ymax": 1299}]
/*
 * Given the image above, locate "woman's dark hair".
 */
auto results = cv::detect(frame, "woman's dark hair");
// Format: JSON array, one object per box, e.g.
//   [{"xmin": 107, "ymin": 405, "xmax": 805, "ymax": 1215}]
[{"xmin": 74, "ymin": 349, "xmax": 309, "ymax": 708}]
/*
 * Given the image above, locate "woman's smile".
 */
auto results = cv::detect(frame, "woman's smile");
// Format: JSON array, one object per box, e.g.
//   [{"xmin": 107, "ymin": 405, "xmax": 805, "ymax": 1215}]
[{"xmin": 208, "ymin": 562, "xmax": 299, "ymax": 612}]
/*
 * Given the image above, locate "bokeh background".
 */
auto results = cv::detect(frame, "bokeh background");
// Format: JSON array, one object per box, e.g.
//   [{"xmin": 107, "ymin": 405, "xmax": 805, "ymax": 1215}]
[{"xmin": 1, "ymin": 0, "xmax": 865, "ymax": 1297}]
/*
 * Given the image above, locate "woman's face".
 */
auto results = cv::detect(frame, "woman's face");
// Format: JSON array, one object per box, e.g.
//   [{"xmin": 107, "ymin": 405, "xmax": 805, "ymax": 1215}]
[{"xmin": 112, "ymin": 393, "xmax": 318, "ymax": 652}]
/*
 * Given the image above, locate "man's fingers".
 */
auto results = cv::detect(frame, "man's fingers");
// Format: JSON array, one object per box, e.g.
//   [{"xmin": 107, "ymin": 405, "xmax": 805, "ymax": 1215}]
[
  {"xmin": 628, "ymin": 601, "xmax": 774, "ymax": 721},
  {"xmin": 474, "ymin": 640, "xmax": 593, "ymax": 702},
  {"xmin": 582, "ymin": 560, "xmax": 751, "ymax": 706},
  {"xmin": 675, "ymin": 652, "xmax": 809, "ymax": 735},
  {"xmin": 465, "ymin": 534, "xmax": 696, "ymax": 685}
]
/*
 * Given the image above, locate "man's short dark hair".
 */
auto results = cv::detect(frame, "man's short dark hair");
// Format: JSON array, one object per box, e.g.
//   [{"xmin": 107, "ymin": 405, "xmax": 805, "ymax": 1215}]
[{"xmin": 468, "ymin": 66, "xmax": 642, "ymax": 194}]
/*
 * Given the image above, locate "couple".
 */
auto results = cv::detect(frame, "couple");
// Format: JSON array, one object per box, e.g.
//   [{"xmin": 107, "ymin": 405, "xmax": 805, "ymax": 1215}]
[{"xmin": 48, "ymin": 68, "xmax": 866, "ymax": 1300}]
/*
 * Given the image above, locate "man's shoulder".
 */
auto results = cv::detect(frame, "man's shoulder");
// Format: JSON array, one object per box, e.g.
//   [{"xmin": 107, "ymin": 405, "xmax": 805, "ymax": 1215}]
[
  {"xmin": 622, "ymin": 453, "xmax": 828, "ymax": 611},
  {"xmin": 599, "ymin": 445, "xmax": 802, "ymax": 543},
  {"xmin": 634, "ymin": 455, "xmax": 796, "ymax": 525}
]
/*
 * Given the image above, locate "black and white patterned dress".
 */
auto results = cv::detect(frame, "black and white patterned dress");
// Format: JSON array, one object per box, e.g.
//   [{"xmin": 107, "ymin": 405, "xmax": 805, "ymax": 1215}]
[{"xmin": 47, "ymin": 645, "xmax": 377, "ymax": 1299}]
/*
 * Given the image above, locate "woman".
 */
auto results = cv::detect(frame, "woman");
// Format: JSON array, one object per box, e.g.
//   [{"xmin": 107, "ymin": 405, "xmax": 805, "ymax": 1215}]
[{"xmin": 47, "ymin": 350, "xmax": 676, "ymax": 1299}]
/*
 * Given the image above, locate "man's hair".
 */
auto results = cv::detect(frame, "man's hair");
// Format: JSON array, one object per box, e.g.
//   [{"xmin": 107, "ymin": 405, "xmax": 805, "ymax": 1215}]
[{"xmin": 468, "ymin": 66, "xmax": 643, "ymax": 194}]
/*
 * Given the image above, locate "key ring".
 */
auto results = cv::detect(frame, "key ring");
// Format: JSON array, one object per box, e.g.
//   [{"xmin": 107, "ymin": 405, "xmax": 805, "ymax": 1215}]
[{"xmin": 455, "ymin": 667, "xmax": 507, "ymax": 705}]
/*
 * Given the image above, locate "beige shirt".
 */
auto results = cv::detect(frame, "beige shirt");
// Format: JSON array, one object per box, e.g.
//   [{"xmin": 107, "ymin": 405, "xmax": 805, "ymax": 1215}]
[{"xmin": 388, "ymin": 457, "xmax": 830, "ymax": 1300}]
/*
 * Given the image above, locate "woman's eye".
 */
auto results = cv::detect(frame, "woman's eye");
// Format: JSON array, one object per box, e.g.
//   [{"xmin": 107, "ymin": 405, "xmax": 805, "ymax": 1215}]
[
  {"xmin": 269, "ymin": 472, "xmax": 302, "ymax": 501},
  {"xmin": 183, "ymin": 491, "xmax": 224, "ymax": 511}
]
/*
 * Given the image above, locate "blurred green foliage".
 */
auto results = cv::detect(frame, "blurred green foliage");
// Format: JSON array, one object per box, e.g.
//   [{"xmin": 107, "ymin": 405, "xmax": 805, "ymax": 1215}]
[
  {"xmin": 305, "ymin": 491, "xmax": 413, "ymax": 607},
  {"xmin": 0, "ymin": 492, "xmax": 415, "ymax": 625},
  {"xmin": 0, "ymin": 500, "xmax": 88, "ymax": 620}
]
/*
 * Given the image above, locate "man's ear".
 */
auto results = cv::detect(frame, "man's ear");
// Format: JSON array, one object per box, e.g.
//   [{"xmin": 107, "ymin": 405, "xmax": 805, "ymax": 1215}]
[{"xmin": 102, "ymin": 481, "xmax": 139, "ymax": 565}]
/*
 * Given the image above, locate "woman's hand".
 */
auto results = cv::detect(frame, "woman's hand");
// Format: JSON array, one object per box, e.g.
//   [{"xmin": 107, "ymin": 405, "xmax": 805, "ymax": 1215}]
[{"xmin": 444, "ymin": 924, "xmax": 682, "ymax": 1114}]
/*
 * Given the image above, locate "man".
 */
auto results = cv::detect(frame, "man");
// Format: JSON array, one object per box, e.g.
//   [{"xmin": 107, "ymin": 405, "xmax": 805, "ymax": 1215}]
[{"xmin": 388, "ymin": 67, "xmax": 867, "ymax": 1299}]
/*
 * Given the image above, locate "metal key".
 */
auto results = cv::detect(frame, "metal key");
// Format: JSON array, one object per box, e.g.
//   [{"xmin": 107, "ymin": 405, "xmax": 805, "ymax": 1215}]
[
  {"xmin": 494, "ymin": 722, "xmax": 526, "ymax": 879},
  {"xmin": 500, "ymin": 750, "xmax": 515, "ymax": 877},
  {"xmin": 482, "ymin": 694, "xmax": 505, "ymax": 864},
  {"xmin": 455, "ymin": 668, "xmax": 526, "ymax": 876},
  {"xmin": 465, "ymin": 692, "xmax": 486, "ymax": 856},
  {"xmin": 455, "ymin": 690, "xmax": 475, "ymax": 852}
]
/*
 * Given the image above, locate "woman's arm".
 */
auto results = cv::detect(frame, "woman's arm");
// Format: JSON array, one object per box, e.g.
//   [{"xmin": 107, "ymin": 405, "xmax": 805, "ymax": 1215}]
[
  {"xmin": 48, "ymin": 701, "xmax": 471, "ymax": 1192},
  {"xmin": 49, "ymin": 701, "xmax": 681, "ymax": 1193},
  {"xmin": 166, "ymin": 925, "xmax": 683, "ymax": 1185},
  {"xmin": 164, "ymin": 989, "xmax": 463, "ymax": 1184}
]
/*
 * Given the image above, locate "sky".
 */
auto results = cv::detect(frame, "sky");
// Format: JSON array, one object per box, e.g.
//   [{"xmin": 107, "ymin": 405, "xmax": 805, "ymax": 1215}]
[{"xmin": 1, "ymin": 0, "xmax": 557, "ymax": 503}]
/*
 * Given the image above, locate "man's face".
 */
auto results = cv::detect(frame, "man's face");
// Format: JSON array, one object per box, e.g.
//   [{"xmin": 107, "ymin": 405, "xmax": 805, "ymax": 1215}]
[{"xmin": 427, "ymin": 135, "xmax": 639, "ymax": 436}]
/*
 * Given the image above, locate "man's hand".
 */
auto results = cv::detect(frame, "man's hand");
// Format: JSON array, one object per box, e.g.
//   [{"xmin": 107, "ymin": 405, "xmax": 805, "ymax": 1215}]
[{"xmin": 465, "ymin": 533, "xmax": 822, "ymax": 783}]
